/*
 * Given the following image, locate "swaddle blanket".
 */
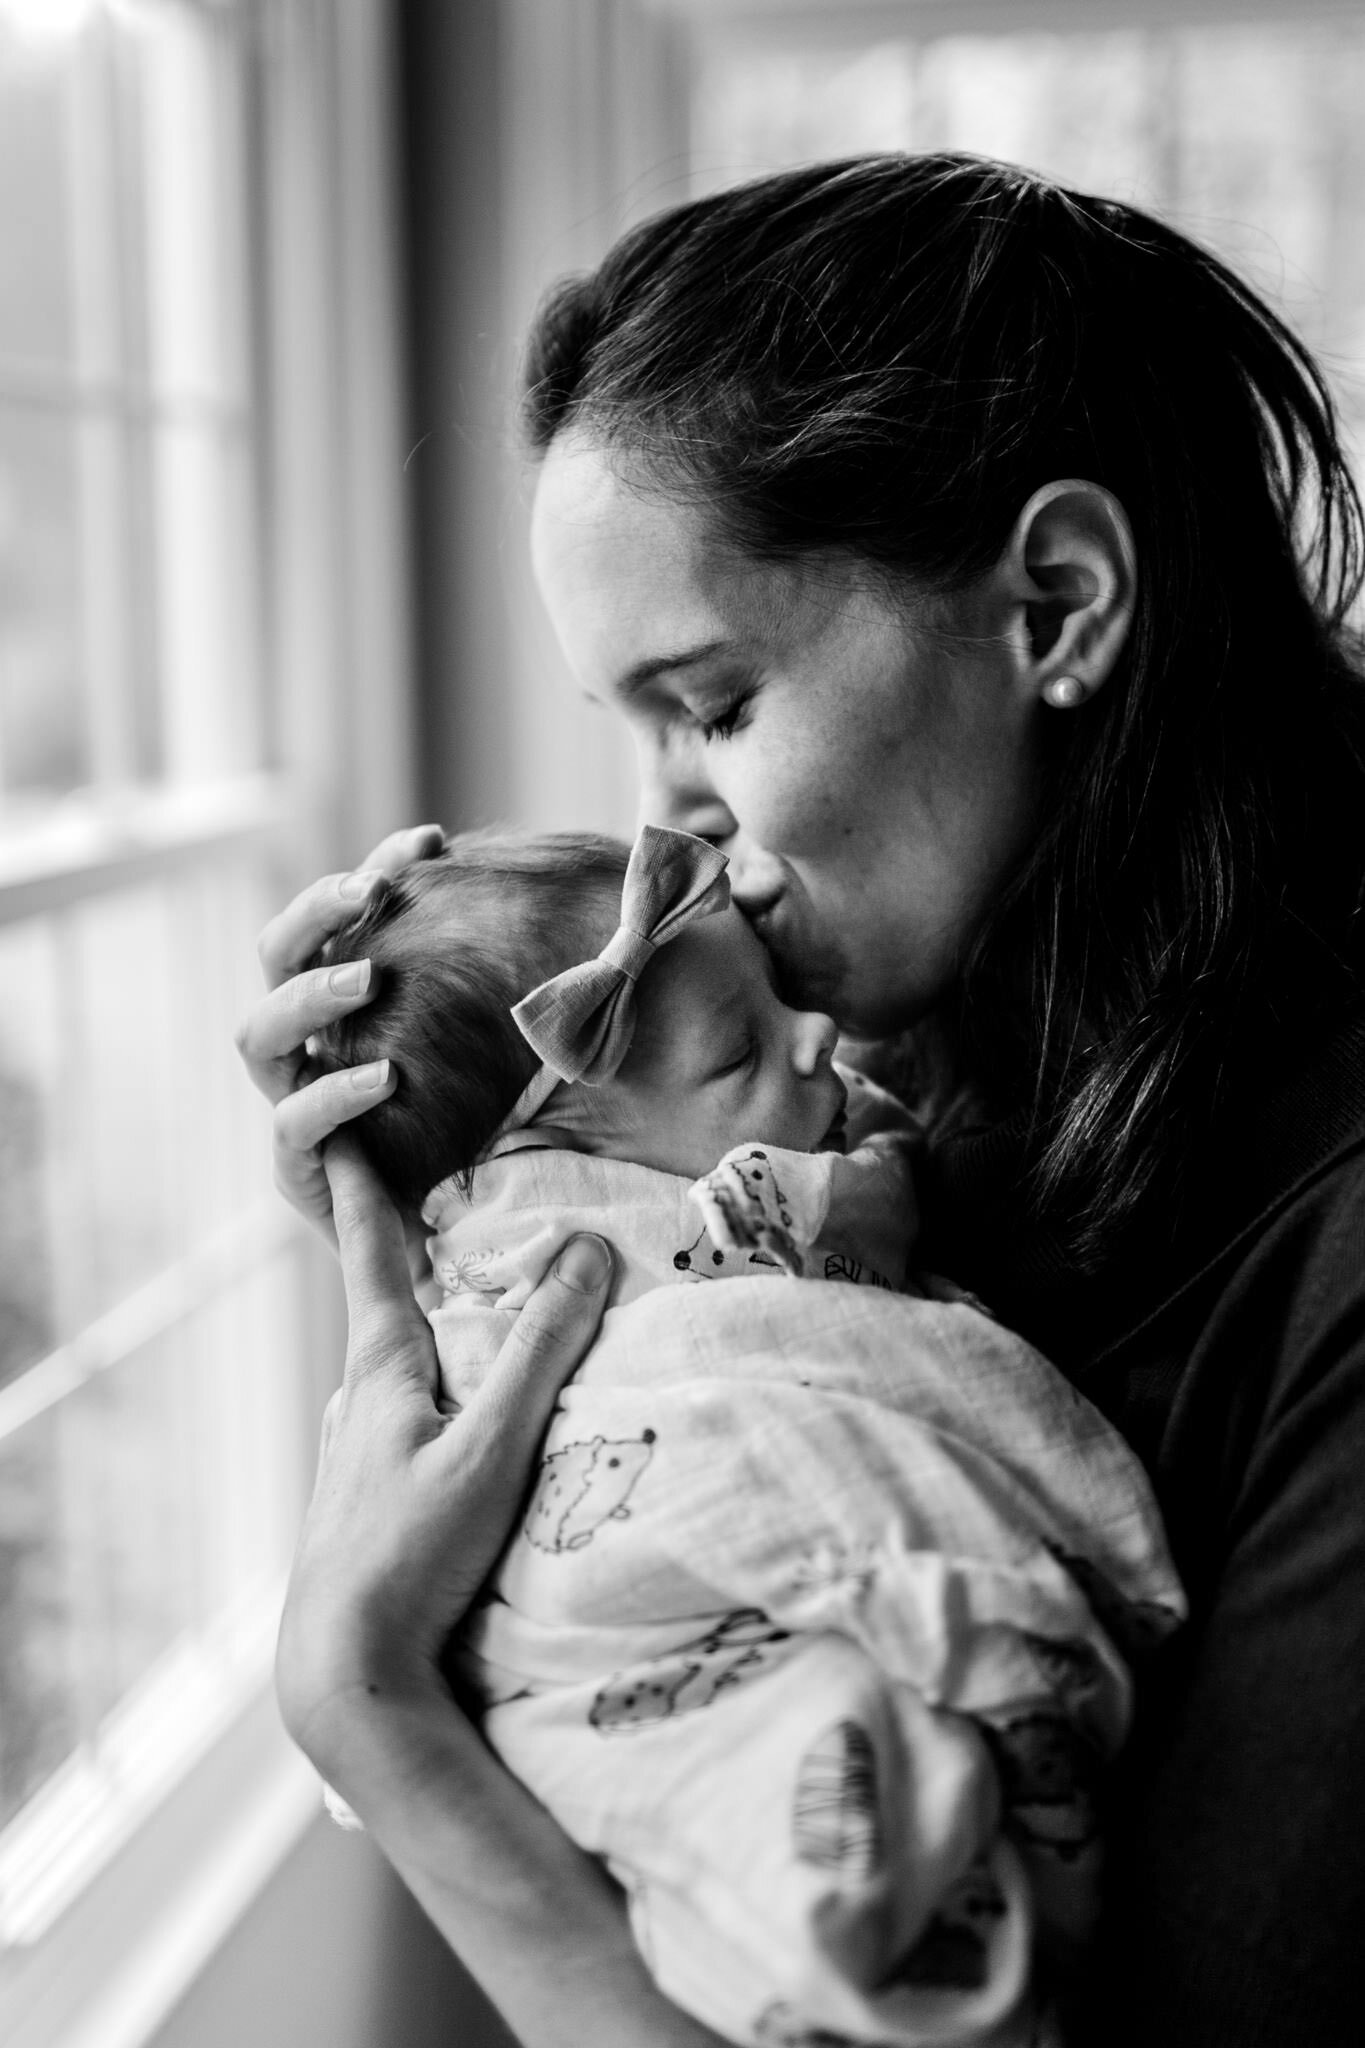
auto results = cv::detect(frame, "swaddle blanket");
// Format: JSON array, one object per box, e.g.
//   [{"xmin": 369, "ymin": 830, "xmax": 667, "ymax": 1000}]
[{"xmin": 421, "ymin": 1074, "xmax": 1184, "ymax": 2048}]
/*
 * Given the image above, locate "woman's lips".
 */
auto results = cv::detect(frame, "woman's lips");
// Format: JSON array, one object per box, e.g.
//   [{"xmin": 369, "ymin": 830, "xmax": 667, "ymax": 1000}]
[
  {"xmin": 736, "ymin": 890, "xmax": 785, "ymax": 938},
  {"xmin": 741, "ymin": 892, "xmax": 803, "ymax": 985}
]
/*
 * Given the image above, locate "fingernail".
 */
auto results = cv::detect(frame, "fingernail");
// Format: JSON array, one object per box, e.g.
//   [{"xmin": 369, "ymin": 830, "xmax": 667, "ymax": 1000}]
[
  {"xmin": 554, "ymin": 1234, "xmax": 612, "ymax": 1293},
  {"xmin": 350, "ymin": 1059, "xmax": 390, "ymax": 1091},
  {"xmin": 329, "ymin": 959, "xmax": 371, "ymax": 997},
  {"xmin": 339, "ymin": 869, "xmax": 383, "ymax": 901}
]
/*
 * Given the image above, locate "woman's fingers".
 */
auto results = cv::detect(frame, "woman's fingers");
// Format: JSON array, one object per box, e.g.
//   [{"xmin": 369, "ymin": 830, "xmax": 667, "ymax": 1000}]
[
  {"xmin": 328, "ymin": 1137, "xmax": 437, "ymax": 1391},
  {"xmin": 257, "ymin": 871, "xmax": 385, "ymax": 990},
  {"xmin": 239, "ymin": 826, "xmax": 444, "ymax": 1236},
  {"xmin": 460, "ymin": 1234, "xmax": 614, "ymax": 1470},
  {"xmin": 280, "ymin": 1171, "xmax": 616, "ymax": 1719},
  {"xmin": 270, "ymin": 1067, "xmax": 397, "ymax": 1241},
  {"xmin": 356, "ymin": 821, "xmax": 446, "ymax": 873},
  {"xmin": 273, "ymin": 1059, "xmax": 396, "ymax": 1149},
  {"xmin": 237, "ymin": 960, "xmax": 382, "ymax": 1104},
  {"xmin": 255, "ymin": 825, "xmax": 444, "ymax": 990}
]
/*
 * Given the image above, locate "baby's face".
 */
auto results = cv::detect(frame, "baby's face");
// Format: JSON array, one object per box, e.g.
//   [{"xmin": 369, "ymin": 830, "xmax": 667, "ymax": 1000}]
[{"xmin": 569, "ymin": 904, "xmax": 846, "ymax": 1180}]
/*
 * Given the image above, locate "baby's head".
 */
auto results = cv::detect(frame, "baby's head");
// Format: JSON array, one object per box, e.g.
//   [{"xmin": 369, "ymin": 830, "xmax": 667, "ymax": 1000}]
[{"xmin": 312, "ymin": 828, "xmax": 845, "ymax": 1211}]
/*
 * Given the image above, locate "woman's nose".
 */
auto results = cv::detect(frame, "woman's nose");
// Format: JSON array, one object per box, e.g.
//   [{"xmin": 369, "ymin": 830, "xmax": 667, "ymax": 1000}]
[
  {"xmin": 791, "ymin": 1008, "xmax": 839, "ymax": 1077},
  {"xmin": 634, "ymin": 733, "xmax": 737, "ymax": 846}
]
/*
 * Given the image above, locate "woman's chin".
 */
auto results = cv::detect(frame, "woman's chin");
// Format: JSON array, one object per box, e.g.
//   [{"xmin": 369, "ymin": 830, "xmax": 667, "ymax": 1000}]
[
  {"xmin": 750, "ymin": 899, "xmax": 930, "ymax": 1039},
  {"xmin": 757, "ymin": 913, "xmax": 848, "ymax": 1017}
]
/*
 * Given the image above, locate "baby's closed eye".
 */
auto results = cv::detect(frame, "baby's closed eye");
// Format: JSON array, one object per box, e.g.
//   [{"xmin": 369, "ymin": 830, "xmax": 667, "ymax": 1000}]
[{"xmin": 714, "ymin": 1036, "xmax": 756, "ymax": 1079}]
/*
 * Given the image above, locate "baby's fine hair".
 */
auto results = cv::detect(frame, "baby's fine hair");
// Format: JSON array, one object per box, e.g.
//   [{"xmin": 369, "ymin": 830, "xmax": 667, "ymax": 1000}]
[{"xmin": 311, "ymin": 830, "xmax": 629, "ymax": 1209}]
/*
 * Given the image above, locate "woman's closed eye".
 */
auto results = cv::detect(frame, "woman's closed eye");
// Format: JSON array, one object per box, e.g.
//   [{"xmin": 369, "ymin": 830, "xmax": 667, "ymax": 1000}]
[{"xmin": 693, "ymin": 689, "xmax": 755, "ymax": 743}]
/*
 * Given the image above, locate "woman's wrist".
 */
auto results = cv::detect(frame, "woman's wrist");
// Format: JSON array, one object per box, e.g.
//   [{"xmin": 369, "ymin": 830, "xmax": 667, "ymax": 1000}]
[
  {"xmin": 304, "ymin": 1668, "xmax": 479, "ymax": 1827},
  {"xmin": 276, "ymin": 1590, "xmax": 458, "ymax": 1781},
  {"xmin": 323, "ymin": 1678, "xmax": 728, "ymax": 2047}
]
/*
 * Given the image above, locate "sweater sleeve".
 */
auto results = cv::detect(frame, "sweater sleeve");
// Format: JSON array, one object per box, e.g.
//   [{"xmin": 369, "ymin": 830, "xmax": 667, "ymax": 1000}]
[{"xmin": 1074, "ymin": 1163, "xmax": 1365, "ymax": 2045}]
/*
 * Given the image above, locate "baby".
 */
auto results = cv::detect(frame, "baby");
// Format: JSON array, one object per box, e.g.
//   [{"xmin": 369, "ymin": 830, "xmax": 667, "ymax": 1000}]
[{"xmin": 314, "ymin": 824, "xmax": 1183, "ymax": 2048}]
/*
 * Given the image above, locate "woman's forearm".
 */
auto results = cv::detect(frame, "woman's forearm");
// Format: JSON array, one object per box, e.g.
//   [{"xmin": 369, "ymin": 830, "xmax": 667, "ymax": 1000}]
[{"xmin": 336, "ymin": 1683, "xmax": 729, "ymax": 2048}]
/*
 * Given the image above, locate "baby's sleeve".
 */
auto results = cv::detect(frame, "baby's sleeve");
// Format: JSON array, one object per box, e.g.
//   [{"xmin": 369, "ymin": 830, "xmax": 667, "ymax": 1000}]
[
  {"xmin": 829, "ymin": 1064, "xmax": 924, "ymax": 1277},
  {"xmin": 834, "ymin": 1060, "xmax": 925, "ymax": 1155}
]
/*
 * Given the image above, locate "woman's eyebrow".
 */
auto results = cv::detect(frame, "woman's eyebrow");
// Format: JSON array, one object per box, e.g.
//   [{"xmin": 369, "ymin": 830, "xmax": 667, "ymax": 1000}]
[{"xmin": 614, "ymin": 639, "xmax": 730, "ymax": 699}]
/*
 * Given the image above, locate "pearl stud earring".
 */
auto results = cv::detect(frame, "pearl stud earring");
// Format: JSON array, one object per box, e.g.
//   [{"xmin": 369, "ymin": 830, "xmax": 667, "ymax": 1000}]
[{"xmin": 1044, "ymin": 675, "xmax": 1086, "ymax": 709}]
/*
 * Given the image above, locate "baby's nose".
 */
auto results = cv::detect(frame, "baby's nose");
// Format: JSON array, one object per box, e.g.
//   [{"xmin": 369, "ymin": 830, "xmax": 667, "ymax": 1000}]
[{"xmin": 792, "ymin": 1009, "xmax": 839, "ymax": 1076}]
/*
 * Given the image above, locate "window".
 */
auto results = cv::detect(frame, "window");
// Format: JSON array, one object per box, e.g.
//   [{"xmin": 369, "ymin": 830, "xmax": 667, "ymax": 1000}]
[
  {"xmin": 685, "ymin": 3, "xmax": 1365, "ymax": 469},
  {"xmin": 0, "ymin": 1, "xmax": 412, "ymax": 2039}
]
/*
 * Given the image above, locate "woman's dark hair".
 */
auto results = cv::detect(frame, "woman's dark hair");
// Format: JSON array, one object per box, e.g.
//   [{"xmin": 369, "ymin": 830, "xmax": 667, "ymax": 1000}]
[
  {"xmin": 522, "ymin": 152, "xmax": 1365, "ymax": 1260},
  {"xmin": 311, "ymin": 831, "xmax": 628, "ymax": 1210}
]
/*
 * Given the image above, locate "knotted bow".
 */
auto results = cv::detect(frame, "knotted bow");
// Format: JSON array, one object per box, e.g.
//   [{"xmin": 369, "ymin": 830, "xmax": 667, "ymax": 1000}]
[{"xmin": 512, "ymin": 826, "xmax": 729, "ymax": 1099}]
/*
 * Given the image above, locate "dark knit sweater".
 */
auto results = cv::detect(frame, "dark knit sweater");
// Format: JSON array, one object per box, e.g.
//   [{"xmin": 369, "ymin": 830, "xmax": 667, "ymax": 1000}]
[{"xmin": 923, "ymin": 1001, "xmax": 1365, "ymax": 2045}]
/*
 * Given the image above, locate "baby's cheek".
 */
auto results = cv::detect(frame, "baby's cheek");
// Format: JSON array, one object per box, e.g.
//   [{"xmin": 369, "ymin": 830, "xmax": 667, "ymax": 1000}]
[
  {"xmin": 691, "ymin": 1093, "xmax": 749, "ymax": 1166},
  {"xmin": 737, "ymin": 1076, "xmax": 795, "ymax": 1151},
  {"xmin": 624, "ymin": 1088, "xmax": 738, "ymax": 1179}
]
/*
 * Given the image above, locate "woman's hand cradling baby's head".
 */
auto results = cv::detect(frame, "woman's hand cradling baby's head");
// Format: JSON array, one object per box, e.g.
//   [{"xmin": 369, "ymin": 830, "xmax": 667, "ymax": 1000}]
[{"xmin": 235, "ymin": 823, "xmax": 445, "ymax": 1240}]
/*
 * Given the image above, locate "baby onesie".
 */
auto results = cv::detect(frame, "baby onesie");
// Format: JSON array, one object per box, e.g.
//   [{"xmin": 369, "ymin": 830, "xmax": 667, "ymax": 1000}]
[{"xmin": 419, "ymin": 1073, "xmax": 1183, "ymax": 2047}]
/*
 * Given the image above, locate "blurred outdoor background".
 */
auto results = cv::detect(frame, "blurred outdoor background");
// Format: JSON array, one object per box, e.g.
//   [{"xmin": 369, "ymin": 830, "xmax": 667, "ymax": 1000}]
[{"xmin": 0, "ymin": 3, "xmax": 1362, "ymax": 2045}]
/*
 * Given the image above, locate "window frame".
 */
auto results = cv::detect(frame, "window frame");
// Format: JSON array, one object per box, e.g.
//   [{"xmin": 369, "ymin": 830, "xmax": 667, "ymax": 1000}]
[
  {"xmin": 0, "ymin": 1, "xmax": 413, "ymax": 2040},
  {"xmin": 646, "ymin": 0, "xmax": 1365, "ymax": 35}
]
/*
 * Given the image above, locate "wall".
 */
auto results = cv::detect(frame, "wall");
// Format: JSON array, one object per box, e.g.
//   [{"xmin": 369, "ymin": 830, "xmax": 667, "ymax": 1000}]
[
  {"xmin": 399, "ymin": 0, "xmax": 688, "ymax": 840},
  {"xmin": 146, "ymin": 1815, "xmax": 516, "ymax": 2048}
]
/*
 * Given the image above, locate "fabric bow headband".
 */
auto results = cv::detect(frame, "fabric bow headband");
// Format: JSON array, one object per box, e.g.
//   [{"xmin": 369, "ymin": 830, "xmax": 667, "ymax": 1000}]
[{"xmin": 489, "ymin": 826, "xmax": 730, "ymax": 1148}]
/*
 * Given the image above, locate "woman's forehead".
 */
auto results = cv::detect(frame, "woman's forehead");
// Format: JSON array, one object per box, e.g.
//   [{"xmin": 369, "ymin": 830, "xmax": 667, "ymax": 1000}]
[
  {"xmin": 532, "ymin": 433, "xmax": 698, "ymax": 562},
  {"xmin": 531, "ymin": 435, "xmax": 873, "ymax": 685}
]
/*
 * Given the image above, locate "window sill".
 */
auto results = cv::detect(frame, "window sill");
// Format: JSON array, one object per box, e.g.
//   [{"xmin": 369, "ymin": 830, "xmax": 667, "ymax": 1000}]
[
  {"xmin": 0, "ymin": 1599, "xmax": 321, "ymax": 2048},
  {"xmin": 0, "ymin": 774, "xmax": 289, "ymax": 924}
]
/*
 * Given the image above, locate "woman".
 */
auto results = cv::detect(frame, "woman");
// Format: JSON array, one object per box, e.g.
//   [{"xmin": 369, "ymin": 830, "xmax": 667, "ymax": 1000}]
[{"xmin": 239, "ymin": 157, "xmax": 1365, "ymax": 2044}]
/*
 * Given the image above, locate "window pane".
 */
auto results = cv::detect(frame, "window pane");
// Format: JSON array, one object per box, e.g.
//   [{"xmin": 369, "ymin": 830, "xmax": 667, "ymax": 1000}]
[
  {"xmin": 0, "ymin": 10, "xmax": 79, "ymax": 374},
  {"xmin": 60, "ymin": 1333, "xmax": 202, "ymax": 1737},
  {"xmin": 691, "ymin": 39, "xmax": 916, "ymax": 184},
  {"xmin": 0, "ymin": 851, "xmax": 279, "ymax": 1355},
  {"xmin": 152, "ymin": 423, "xmax": 262, "ymax": 782},
  {"xmin": 0, "ymin": 842, "xmax": 307, "ymax": 1839},
  {"xmin": 121, "ymin": 0, "xmax": 251, "ymax": 408},
  {"xmin": 0, "ymin": 1408, "xmax": 77, "ymax": 1829},
  {"xmin": 0, "ymin": 1, "xmax": 260, "ymax": 811},
  {"xmin": 690, "ymin": 18, "xmax": 1365, "ymax": 474},
  {"xmin": 56, "ymin": 858, "xmax": 274, "ymax": 1333},
  {"xmin": 0, "ymin": 921, "xmax": 59, "ymax": 1392},
  {"xmin": 61, "ymin": 882, "xmax": 187, "ymax": 1330},
  {"xmin": 0, "ymin": 1244, "xmax": 308, "ymax": 1836},
  {"xmin": 0, "ymin": 405, "xmax": 88, "ymax": 805}
]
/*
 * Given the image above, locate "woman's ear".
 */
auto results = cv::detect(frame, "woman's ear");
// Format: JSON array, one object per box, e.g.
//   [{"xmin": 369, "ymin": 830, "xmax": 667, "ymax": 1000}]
[{"xmin": 1003, "ymin": 479, "xmax": 1137, "ymax": 706}]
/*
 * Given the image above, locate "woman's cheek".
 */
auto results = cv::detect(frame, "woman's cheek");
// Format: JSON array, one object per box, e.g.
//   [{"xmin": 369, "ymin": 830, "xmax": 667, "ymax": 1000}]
[{"xmin": 727, "ymin": 749, "xmax": 844, "ymax": 859}]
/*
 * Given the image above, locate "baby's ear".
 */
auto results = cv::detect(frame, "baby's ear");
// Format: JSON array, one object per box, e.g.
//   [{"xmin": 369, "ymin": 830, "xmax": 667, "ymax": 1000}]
[
  {"xmin": 543, "ymin": 1077, "xmax": 627, "ymax": 1158},
  {"xmin": 526, "ymin": 1123, "xmax": 592, "ymax": 1156}
]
